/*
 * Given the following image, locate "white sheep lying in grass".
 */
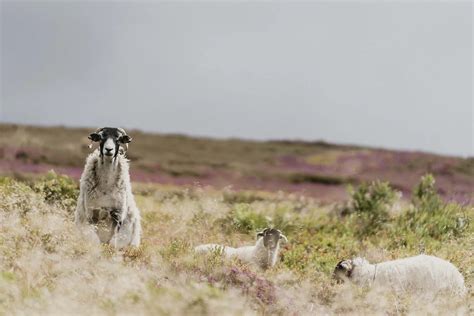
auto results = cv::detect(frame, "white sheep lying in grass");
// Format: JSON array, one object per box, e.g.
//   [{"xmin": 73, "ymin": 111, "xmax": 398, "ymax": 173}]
[
  {"xmin": 195, "ymin": 228, "xmax": 287, "ymax": 269},
  {"xmin": 333, "ymin": 254, "xmax": 467, "ymax": 296}
]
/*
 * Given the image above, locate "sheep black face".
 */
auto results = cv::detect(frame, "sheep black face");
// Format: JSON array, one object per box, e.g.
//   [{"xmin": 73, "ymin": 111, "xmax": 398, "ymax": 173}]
[
  {"xmin": 88, "ymin": 127, "xmax": 132, "ymax": 160},
  {"xmin": 333, "ymin": 259, "xmax": 353, "ymax": 283},
  {"xmin": 257, "ymin": 228, "xmax": 287, "ymax": 250}
]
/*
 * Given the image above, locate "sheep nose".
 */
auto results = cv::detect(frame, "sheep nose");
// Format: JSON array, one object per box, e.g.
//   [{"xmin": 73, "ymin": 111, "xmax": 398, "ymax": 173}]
[{"xmin": 105, "ymin": 147, "xmax": 113, "ymax": 153}]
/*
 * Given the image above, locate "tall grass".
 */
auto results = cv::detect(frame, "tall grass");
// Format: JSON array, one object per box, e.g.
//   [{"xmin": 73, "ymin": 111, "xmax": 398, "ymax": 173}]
[{"xmin": 0, "ymin": 173, "xmax": 472, "ymax": 315}]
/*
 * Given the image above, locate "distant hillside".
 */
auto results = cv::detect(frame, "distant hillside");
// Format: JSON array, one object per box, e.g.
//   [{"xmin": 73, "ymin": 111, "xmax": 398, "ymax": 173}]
[{"xmin": 0, "ymin": 124, "xmax": 472, "ymax": 203}]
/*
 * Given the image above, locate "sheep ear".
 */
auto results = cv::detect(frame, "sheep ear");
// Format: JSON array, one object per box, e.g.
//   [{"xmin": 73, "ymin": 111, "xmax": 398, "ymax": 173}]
[
  {"xmin": 256, "ymin": 231, "xmax": 265, "ymax": 238},
  {"xmin": 120, "ymin": 135, "xmax": 132, "ymax": 144},
  {"xmin": 88, "ymin": 133, "xmax": 102, "ymax": 142},
  {"xmin": 279, "ymin": 234, "xmax": 288, "ymax": 243}
]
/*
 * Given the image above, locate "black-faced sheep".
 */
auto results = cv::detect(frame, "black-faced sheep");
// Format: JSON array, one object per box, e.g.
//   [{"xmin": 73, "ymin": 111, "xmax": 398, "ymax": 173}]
[
  {"xmin": 74, "ymin": 127, "xmax": 141, "ymax": 248},
  {"xmin": 195, "ymin": 228, "xmax": 287, "ymax": 269},
  {"xmin": 333, "ymin": 254, "xmax": 466, "ymax": 297}
]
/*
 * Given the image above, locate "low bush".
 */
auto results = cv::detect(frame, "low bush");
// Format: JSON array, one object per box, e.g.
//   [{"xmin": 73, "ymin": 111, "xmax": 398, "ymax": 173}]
[
  {"xmin": 391, "ymin": 175, "xmax": 470, "ymax": 245},
  {"xmin": 347, "ymin": 181, "xmax": 398, "ymax": 236},
  {"xmin": 411, "ymin": 173, "xmax": 443, "ymax": 212},
  {"xmin": 32, "ymin": 170, "xmax": 79, "ymax": 212},
  {"xmin": 225, "ymin": 203, "xmax": 269, "ymax": 234}
]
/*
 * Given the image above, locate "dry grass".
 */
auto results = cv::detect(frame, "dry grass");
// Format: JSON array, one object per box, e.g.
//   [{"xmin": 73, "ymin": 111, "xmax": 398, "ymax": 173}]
[{"xmin": 0, "ymin": 173, "xmax": 472, "ymax": 315}]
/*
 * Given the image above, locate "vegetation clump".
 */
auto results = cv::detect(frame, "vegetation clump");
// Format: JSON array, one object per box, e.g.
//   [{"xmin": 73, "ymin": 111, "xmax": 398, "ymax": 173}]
[
  {"xmin": 394, "ymin": 174, "xmax": 470, "ymax": 242},
  {"xmin": 344, "ymin": 181, "xmax": 398, "ymax": 236},
  {"xmin": 221, "ymin": 203, "xmax": 270, "ymax": 234},
  {"xmin": 32, "ymin": 170, "xmax": 79, "ymax": 211}
]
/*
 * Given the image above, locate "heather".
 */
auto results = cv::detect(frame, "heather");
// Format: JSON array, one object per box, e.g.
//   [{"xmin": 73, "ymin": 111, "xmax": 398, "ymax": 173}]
[{"xmin": 1, "ymin": 124, "xmax": 472, "ymax": 204}]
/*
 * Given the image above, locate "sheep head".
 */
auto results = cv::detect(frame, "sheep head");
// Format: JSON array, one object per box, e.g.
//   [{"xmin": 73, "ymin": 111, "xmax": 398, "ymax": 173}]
[
  {"xmin": 333, "ymin": 259, "xmax": 353, "ymax": 283},
  {"xmin": 256, "ymin": 228, "xmax": 287, "ymax": 250},
  {"xmin": 88, "ymin": 127, "xmax": 132, "ymax": 160}
]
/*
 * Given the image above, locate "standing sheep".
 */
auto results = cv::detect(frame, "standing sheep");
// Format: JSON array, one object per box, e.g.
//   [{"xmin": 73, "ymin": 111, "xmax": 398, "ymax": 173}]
[
  {"xmin": 195, "ymin": 228, "xmax": 288, "ymax": 269},
  {"xmin": 75, "ymin": 127, "xmax": 141, "ymax": 248},
  {"xmin": 333, "ymin": 254, "xmax": 467, "ymax": 296}
]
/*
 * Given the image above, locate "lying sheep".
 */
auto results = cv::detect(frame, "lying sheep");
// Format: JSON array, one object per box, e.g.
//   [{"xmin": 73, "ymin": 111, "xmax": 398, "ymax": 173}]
[
  {"xmin": 195, "ymin": 228, "xmax": 287, "ymax": 269},
  {"xmin": 334, "ymin": 254, "xmax": 467, "ymax": 296}
]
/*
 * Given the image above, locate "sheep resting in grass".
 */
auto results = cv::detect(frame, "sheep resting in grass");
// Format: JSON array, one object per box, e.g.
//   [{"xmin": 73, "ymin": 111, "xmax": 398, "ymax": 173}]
[
  {"xmin": 195, "ymin": 228, "xmax": 287, "ymax": 269},
  {"xmin": 75, "ymin": 127, "xmax": 141, "ymax": 248},
  {"xmin": 334, "ymin": 254, "xmax": 467, "ymax": 297}
]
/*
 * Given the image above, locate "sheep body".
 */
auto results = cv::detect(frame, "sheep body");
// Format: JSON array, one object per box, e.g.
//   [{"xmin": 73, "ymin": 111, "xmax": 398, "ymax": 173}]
[
  {"xmin": 75, "ymin": 149, "xmax": 141, "ymax": 248},
  {"xmin": 195, "ymin": 228, "xmax": 286, "ymax": 269},
  {"xmin": 337, "ymin": 255, "xmax": 466, "ymax": 296}
]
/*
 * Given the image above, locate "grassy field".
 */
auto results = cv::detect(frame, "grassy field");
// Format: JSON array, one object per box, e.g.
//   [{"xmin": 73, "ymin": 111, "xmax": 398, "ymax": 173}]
[{"xmin": 0, "ymin": 171, "xmax": 472, "ymax": 315}]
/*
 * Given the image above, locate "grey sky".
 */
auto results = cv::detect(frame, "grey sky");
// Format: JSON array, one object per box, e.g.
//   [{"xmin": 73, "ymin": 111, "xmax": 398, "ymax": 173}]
[{"xmin": 1, "ymin": 1, "xmax": 472, "ymax": 156}]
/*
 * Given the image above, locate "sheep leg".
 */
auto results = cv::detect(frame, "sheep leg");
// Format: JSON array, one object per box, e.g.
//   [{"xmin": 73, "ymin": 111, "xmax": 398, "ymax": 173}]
[
  {"xmin": 110, "ymin": 209, "xmax": 123, "ymax": 230},
  {"xmin": 129, "ymin": 218, "xmax": 141, "ymax": 247},
  {"xmin": 74, "ymin": 191, "xmax": 87, "ymax": 225},
  {"xmin": 74, "ymin": 193, "xmax": 101, "ymax": 244},
  {"xmin": 108, "ymin": 208, "xmax": 126, "ymax": 248}
]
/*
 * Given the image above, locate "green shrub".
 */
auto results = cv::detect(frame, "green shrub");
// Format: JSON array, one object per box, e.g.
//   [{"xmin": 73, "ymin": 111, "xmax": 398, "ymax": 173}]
[
  {"xmin": 411, "ymin": 174, "xmax": 442, "ymax": 212},
  {"xmin": 32, "ymin": 170, "xmax": 79, "ymax": 212},
  {"xmin": 226, "ymin": 203, "xmax": 269, "ymax": 234},
  {"xmin": 391, "ymin": 203, "xmax": 470, "ymax": 249},
  {"xmin": 391, "ymin": 175, "xmax": 470, "ymax": 244},
  {"xmin": 0, "ymin": 177, "xmax": 41, "ymax": 215},
  {"xmin": 281, "ymin": 243, "xmax": 312, "ymax": 272},
  {"xmin": 348, "ymin": 181, "xmax": 398, "ymax": 236}
]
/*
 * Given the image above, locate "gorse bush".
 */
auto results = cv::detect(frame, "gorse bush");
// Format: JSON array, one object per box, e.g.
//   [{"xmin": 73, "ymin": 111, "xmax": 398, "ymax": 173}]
[
  {"xmin": 351, "ymin": 181, "xmax": 397, "ymax": 216},
  {"xmin": 412, "ymin": 173, "xmax": 443, "ymax": 212},
  {"xmin": 348, "ymin": 181, "xmax": 398, "ymax": 236},
  {"xmin": 393, "ymin": 174, "xmax": 470, "ymax": 242},
  {"xmin": 395, "ymin": 203, "xmax": 469, "ymax": 242},
  {"xmin": 335, "ymin": 175, "xmax": 470, "ymax": 246}
]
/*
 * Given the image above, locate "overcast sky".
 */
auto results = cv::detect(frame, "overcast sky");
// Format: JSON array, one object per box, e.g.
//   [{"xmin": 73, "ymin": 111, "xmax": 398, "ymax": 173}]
[{"xmin": 1, "ymin": 1, "xmax": 472, "ymax": 156}]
